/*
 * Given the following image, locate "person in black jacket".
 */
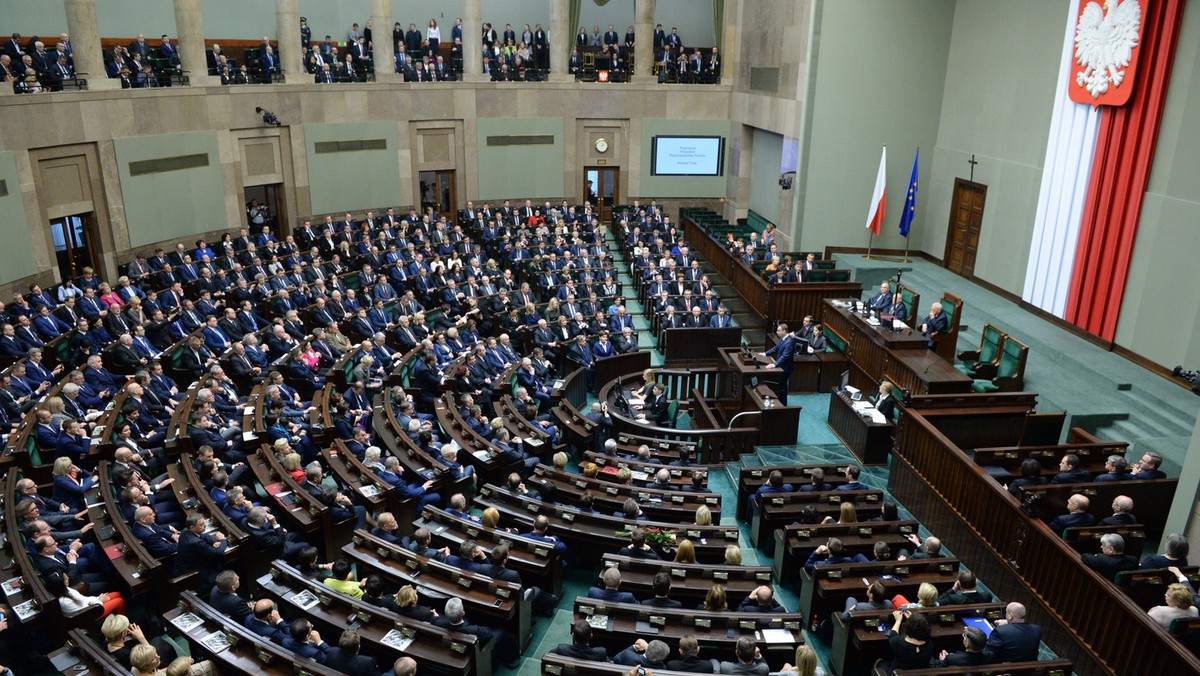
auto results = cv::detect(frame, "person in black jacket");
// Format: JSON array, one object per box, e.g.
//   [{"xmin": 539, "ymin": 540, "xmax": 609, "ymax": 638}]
[
  {"xmin": 553, "ymin": 620, "xmax": 608, "ymax": 661},
  {"xmin": 1051, "ymin": 453, "xmax": 1092, "ymax": 484},
  {"xmin": 1006, "ymin": 458, "xmax": 1048, "ymax": 497},
  {"xmin": 1081, "ymin": 533, "xmax": 1138, "ymax": 581},
  {"xmin": 174, "ymin": 513, "xmax": 228, "ymax": 590},
  {"xmin": 476, "ymin": 542, "xmax": 522, "ymax": 584},
  {"xmin": 325, "ymin": 630, "xmax": 381, "ymax": 676},
  {"xmin": 666, "ymin": 635, "xmax": 718, "ymax": 673},
  {"xmin": 930, "ymin": 626, "xmax": 988, "ymax": 668},
  {"xmin": 208, "ymin": 570, "xmax": 253, "ymax": 625},
  {"xmin": 641, "ymin": 571, "xmax": 683, "ymax": 608},
  {"xmin": 937, "ymin": 570, "xmax": 993, "ymax": 606}
]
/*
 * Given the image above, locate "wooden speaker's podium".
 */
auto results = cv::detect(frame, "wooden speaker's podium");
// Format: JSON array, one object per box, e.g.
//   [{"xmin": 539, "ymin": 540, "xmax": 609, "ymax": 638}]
[{"xmin": 711, "ymin": 348, "xmax": 800, "ymax": 446}]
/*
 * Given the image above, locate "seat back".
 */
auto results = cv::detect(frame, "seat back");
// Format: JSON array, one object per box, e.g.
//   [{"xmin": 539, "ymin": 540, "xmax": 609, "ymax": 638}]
[
  {"xmin": 806, "ymin": 270, "xmax": 828, "ymax": 282},
  {"xmin": 666, "ymin": 400, "xmax": 680, "ymax": 427},
  {"xmin": 824, "ymin": 326, "xmax": 848, "ymax": 355},
  {"xmin": 978, "ymin": 324, "xmax": 1004, "ymax": 364},
  {"xmin": 898, "ymin": 285, "xmax": 920, "ymax": 324},
  {"xmin": 931, "ymin": 292, "xmax": 963, "ymax": 362},
  {"xmin": 996, "ymin": 336, "xmax": 1028, "ymax": 380},
  {"xmin": 828, "ymin": 270, "xmax": 851, "ymax": 282}
]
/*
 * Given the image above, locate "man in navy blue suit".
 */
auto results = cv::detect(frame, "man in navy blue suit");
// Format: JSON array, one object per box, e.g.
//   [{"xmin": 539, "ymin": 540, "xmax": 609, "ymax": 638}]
[
  {"xmin": 866, "ymin": 281, "xmax": 892, "ymax": 312},
  {"xmin": 1047, "ymin": 493, "xmax": 1097, "ymax": 536},
  {"xmin": 761, "ymin": 323, "xmax": 797, "ymax": 402},
  {"xmin": 588, "ymin": 567, "xmax": 639, "ymax": 604},
  {"xmin": 919, "ymin": 301, "xmax": 949, "ymax": 349},
  {"xmin": 983, "ymin": 602, "xmax": 1041, "ymax": 663}
]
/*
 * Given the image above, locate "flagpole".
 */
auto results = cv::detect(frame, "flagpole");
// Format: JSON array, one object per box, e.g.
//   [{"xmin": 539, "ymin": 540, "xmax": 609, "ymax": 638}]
[
  {"xmin": 874, "ymin": 145, "xmax": 916, "ymax": 263},
  {"xmin": 863, "ymin": 144, "xmax": 886, "ymax": 260}
]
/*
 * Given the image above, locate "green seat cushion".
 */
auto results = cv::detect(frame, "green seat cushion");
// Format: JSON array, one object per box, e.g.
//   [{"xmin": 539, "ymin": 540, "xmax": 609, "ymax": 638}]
[{"xmin": 972, "ymin": 379, "xmax": 1000, "ymax": 393}]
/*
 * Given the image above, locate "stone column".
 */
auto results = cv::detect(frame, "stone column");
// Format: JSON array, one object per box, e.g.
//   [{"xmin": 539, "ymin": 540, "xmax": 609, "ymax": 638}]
[
  {"xmin": 632, "ymin": 0, "xmax": 655, "ymax": 83},
  {"xmin": 549, "ymin": 0, "xmax": 570, "ymax": 81},
  {"xmin": 371, "ymin": 0, "xmax": 397, "ymax": 82},
  {"xmin": 64, "ymin": 0, "xmax": 119, "ymax": 90},
  {"xmin": 276, "ymin": 0, "xmax": 304, "ymax": 83},
  {"xmin": 173, "ymin": 0, "xmax": 216, "ymax": 86},
  {"xmin": 462, "ymin": 0, "xmax": 484, "ymax": 81}
]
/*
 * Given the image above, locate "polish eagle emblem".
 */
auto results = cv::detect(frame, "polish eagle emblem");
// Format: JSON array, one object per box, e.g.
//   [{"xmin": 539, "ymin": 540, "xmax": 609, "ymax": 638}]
[{"xmin": 1073, "ymin": 0, "xmax": 1142, "ymax": 99}]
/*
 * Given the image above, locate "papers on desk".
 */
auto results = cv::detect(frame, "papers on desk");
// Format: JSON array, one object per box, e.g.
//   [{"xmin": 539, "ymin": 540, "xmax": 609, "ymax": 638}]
[
  {"xmin": 473, "ymin": 450, "xmax": 492, "ymax": 460},
  {"xmin": 169, "ymin": 612, "xmax": 205, "ymax": 632},
  {"xmin": 359, "ymin": 484, "xmax": 382, "ymax": 498},
  {"xmin": 963, "ymin": 617, "xmax": 995, "ymax": 637},
  {"xmin": 851, "ymin": 400, "xmax": 874, "ymax": 412},
  {"xmin": 290, "ymin": 589, "xmax": 321, "ymax": 611},
  {"xmin": 851, "ymin": 399, "xmax": 889, "ymax": 424},
  {"xmin": 629, "ymin": 397, "xmax": 645, "ymax": 406},
  {"xmin": 757, "ymin": 628, "xmax": 795, "ymax": 644},
  {"xmin": 12, "ymin": 599, "xmax": 39, "ymax": 621},
  {"xmin": 199, "ymin": 630, "xmax": 233, "ymax": 654},
  {"xmin": 1, "ymin": 576, "xmax": 23, "ymax": 598},
  {"xmin": 631, "ymin": 471, "xmax": 649, "ymax": 482},
  {"xmin": 381, "ymin": 628, "xmax": 415, "ymax": 652}
]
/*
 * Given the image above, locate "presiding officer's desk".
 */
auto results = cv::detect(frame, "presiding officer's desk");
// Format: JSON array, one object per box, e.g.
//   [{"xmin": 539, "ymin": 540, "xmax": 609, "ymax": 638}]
[{"xmin": 821, "ymin": 300, "xmax": 971, "ymax": 395}]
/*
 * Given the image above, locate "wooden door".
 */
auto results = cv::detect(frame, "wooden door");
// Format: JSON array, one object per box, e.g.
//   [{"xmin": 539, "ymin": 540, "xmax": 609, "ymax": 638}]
[
  {"xmin": 584, "ymin": 167, "xmax": 619, "ymax": 223},
  {"xmin": 944, "ymin": 179, "xmax": 986, "ymax": 277}
]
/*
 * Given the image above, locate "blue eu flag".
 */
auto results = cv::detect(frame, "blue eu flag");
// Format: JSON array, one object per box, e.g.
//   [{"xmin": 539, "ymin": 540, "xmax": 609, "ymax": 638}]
[{"xmin": 898, "ymin": 149, "xmax": 918, "ymax": 238}]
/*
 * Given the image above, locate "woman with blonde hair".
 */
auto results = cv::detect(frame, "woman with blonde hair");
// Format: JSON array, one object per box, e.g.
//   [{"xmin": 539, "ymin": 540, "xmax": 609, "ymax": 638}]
[
  {"xmin": 701, "ymin": 583, "xmax": 728, "ymax": 611},
  {"xmin": 674, "ymin": 539, "xmax": 696, "ymax": 564},
  {"xmin": 282, "ymin": 452, "xmax": 305, "ymax": 482},
  {"xmin": 634, "ymin": 367, "xmax": 657, "ymax": 398},
  {"xmin": 769, "ymin": 644, "xmax": 824, "ymax": 676},
  {"xmin": 822, "ymin": 502, "xmax": 858, "ymax": 525},
  {"xmin": 552, "ymin": 451, "xmax": 569, "ymax": 469},
  {"xmin": 393, "ymin": 584, "xmax": 437, "ymax": 622},
  {"xmin": 694, "ymin": 505, "xmax": 713, "ymax": 526},
  {"xmin": 1149, "ymin": 583, "xmax": 1200, "ymax": 629},
  {"xmin": 725, "ymin": 544, "xmax": 743, "ymax": 566}
]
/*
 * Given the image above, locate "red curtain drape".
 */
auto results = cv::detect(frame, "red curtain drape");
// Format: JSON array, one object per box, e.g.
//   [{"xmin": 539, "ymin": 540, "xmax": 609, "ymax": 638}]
[{"xmin": 1064, "ymin": 0, "xmax": 1186, "ymax": 341}]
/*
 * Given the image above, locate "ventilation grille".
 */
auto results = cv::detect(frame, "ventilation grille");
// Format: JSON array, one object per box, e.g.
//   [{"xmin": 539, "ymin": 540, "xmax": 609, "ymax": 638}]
[
  {"xmin": 314, "ymin": 139, "xmax": 389, "ymax": 153},
  {"xmin": 486, "ymin": 135, "xmax": 555, "ymax": 146},
  {"xmin": 128, "ymin": 153, "xmax": 210, "ymax": 176},
  {"xmin": 749, "ymin": 67, "xmax": 779, "ymax": 93}
]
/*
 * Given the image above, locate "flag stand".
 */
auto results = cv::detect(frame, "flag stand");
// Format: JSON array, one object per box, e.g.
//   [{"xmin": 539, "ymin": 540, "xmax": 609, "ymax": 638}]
[{"xmin": 863, "ymin": 232, "xmax": 875, "ymax": 260}]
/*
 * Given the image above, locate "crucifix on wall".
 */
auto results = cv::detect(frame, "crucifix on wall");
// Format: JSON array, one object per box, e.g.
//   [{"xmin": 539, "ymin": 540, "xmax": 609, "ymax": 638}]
[{"xmin": 968, "ymin": 154, "xmax": 979, "ymax": 181}]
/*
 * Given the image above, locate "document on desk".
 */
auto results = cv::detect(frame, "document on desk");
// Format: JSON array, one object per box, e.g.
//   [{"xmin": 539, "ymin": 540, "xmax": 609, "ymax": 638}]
[{"xmin": 757, "ymin": 628, "xmax": 795, "ymax": 643}]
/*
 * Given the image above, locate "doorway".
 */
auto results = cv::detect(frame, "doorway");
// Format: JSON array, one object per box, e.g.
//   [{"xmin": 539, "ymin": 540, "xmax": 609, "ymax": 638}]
[
  {"xmin": 418, "ymin": 170, "xmax": 456, "ymax": 221},
  {"xmin": 944, "ymin": 178, "xmax": 986, "ymax": 277},
  {"xmin": 584, "ymin": 166, "xmax": 619, "ymax": 223},
  {"xmin": 50, "ymin": 214, "xmax": 100, "ymax": 282},
  {"xmin": 244, "ymin": 184, "xmax": 284, "ymax": 234}
]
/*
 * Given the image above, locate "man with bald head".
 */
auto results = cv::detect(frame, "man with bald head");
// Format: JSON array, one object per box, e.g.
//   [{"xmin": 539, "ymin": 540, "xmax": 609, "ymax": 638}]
[
  {"xmin": 1100, "ymin": 496, "xmax": 1137, "ymax": 525},
  {"xmin": 1047, "ymin": 494, "xmax": 1096, "ymax": 536},
  {"xmin": 983, "ymin": 602, "xmax": 1041, "ymax": 663}
]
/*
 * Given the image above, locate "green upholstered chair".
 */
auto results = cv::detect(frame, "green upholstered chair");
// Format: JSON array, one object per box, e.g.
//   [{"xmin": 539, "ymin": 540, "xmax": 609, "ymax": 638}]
[
  {"xmin": 956, "ymin": 323, "xmax": 1006, "ymax": 377},
  {"xmin": 825, "ymin": 326, "xmax": 848, "ymax": 355},
  {"xmin": 973, "ymin": 335, "xmax": 1028, "ymax": 393},
  {"xmin": 806, "ymin": 270, "xmax": 828, "ymax": 282},
  {"xmin": 828, "ymin": 270, "xmax": 851, "ymax": 283},
  {"xmin": 929, "ymin": 292, "xmax": 963, "ymax": 363},
  {"xmin": 897, "ymin": 286, "xmax": 920, "ymax": 326}
]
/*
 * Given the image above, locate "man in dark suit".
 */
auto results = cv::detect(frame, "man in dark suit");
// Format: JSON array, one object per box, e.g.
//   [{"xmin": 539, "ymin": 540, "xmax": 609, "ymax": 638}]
[
  {"xmin": 937, "ymin": 570, "xmax": 993, "ymax": 605},
  {"xmin": 1051, "ymin": 453, "xmax": 1091, "ymax": 484},
  {"xmin": 325, "ymin": 630, "xmax": 380, "ymax": 676},
  {"xmin": 173, "ymin": 513, "xmax": 228, "ymax": 588},
  {"xmin": 209, "ymin": 570, "xmax": 253, "ymax": 625},
  {"xmin": 476, "ymin": 543, "xmax": 522, "ymax": 585},
  {"xmin": 983, "ymin": 603, "xmax": 1041, "ymax": 663},
  {"xmin": 567, "ymin": 334, "xmax": 596, "ymax": 392},
  {"xmin": 918, "ymin": 301, "xmax": 949, "ymax": 349},
  {"xmin": 282, "ymin": 618, "xmax": 330, "ymax": 664},
  {"xmin": 1132, "ymin": 451, "xmax": 1167, "ymax": 480},
  {"xmin": 587, "ymin": 567, "xmax": 639, "ymax": 604},
  {"xmin": 931, "ymin": 626, "xmax": 988, "ymax": 668},
  {"xmin": 553, "ymin": 620, "xmax": 609, "ymax": 662},
  {"xmin": 641, "ymin": 572, "xmax": 683, "ymax": 608},
  {"xmin": 1082, "ymin": 533, "xmax": 1138, "ymax": 581},
  {"xmin": 866, "ymin": 281, "xmax": 892, "ymax": 312},
  {"xmin": 1047, "ymin": 493, "xmax": 1097, "ymax": 536},
  {"xmin": 244, "ymin": 506, "xmax": 308, "ymax": 560},
  {"xmin": 244, "ymin": 599, "xmax": 289, "ymax": 643},
  {"xmin": 1100, "ymin": 495, "xmax": 1137, "ymax": 525},
  {"xmin": 369, "ymin": 511, "xmax": 405, "ymax": 545},
  {"xmin": 644, "ymin": 382, "xmax": 672, "ymax": 427},
  {"xmin": 1094, "ymin": 454, "xmax": 1135, "ymax": 482},
  {"xmin": 761, "ymin": 323, "xmax": 796, "ymax": 401}
]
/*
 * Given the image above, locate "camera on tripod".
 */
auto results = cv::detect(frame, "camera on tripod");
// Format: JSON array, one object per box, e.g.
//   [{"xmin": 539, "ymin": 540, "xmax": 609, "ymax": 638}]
[{"xmin": 1171, "ymin": 366, "xmax": 1200, "ymax": 395}]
